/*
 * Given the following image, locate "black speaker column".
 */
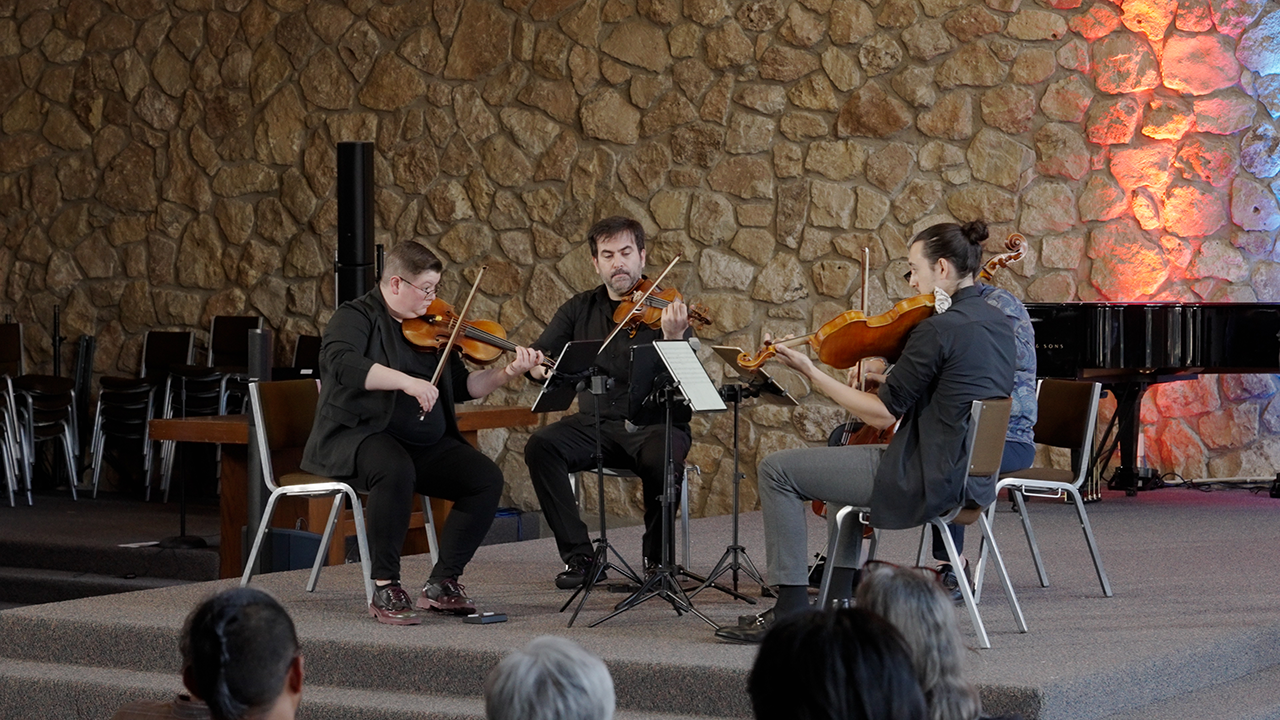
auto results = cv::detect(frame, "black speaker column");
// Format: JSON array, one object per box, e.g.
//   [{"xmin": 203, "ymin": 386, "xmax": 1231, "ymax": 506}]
[{"xmin": 336, "ymin": 142, "xmax": 375, "ymax": 306}]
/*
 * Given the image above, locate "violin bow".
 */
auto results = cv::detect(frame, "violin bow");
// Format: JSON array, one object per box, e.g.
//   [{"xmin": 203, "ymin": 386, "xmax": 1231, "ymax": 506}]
[
  {"xmin": 599, "ymin": 253, "xmax": 682, "ymax": 354},
  {"xmin": 428, "ymin": 265, "xmax": 486, "ymax": 389}
]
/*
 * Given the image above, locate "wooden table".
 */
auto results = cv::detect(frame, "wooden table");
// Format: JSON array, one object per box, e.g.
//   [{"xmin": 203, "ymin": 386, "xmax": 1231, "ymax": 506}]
[{"xmin": 149, "ymin": 406, "xmax": 539, "ymax": 579}]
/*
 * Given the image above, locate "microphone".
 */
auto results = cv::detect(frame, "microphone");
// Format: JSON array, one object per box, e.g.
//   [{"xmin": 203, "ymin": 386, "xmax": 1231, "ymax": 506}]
[{"xmin": 687, "ymin": 337, "xmax": 701, "ymax": 353}]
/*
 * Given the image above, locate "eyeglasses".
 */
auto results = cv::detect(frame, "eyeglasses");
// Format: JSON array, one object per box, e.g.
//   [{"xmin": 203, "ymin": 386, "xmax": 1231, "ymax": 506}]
[
  {"xmin": 397, "ymin": 276, "xmax": 436, "ymax": 298},
  {"xmin": 862, "ymin": 559, "xmax": 945, "ymax": 583}
]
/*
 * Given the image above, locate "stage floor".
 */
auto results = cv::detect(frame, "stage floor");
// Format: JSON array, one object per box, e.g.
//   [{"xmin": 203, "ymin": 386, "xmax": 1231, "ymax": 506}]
[{"xmin": 2, "ymin": 485, "xmax": 1280, "ymax": 719}]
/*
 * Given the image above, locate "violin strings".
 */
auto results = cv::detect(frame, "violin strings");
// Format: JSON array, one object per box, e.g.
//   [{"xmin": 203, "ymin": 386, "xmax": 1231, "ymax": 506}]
[{"xmin": 447, "ymin": 319, "xmax": 518, "ymax": 350}]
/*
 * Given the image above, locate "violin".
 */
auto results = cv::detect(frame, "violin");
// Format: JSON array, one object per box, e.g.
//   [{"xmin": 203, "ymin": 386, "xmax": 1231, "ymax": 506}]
[
  {"xmin": 402, "ymin": 298, "xmax": 552, "ymax": 369},
  {"xmin": 612, "ymin": 276, "xmax": 714, "ymax": 336},
  {"xmin": 737, "ymin": 294, "xmax": 936, "ymax": 372}
]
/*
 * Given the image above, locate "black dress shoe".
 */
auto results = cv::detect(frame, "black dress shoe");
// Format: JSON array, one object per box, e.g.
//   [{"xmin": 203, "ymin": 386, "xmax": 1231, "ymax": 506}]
[
  {"xmin": 555, "ymin": 555, "xmax": 606, "ymax": 589},
  {"xmin": 716, "ymin": 608, "xmax": 775, "ymax": 644},
  {"xmin": 937, "ymin": 560, "xmax": 969, "ymax": 606}
]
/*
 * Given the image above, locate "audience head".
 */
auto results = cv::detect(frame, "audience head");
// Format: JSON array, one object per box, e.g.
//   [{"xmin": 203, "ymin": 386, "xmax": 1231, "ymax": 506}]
[
  {"xmin": 485, "ymin": 636, "xmax": 615, "ymax": 720},
  {"xmin": 748, "ymin": 608, "xmax": 927, "ymax": 720},
  {"xmin": 180, "ymin": 587, "xmax": 302, "ymax": 720},
  {"xmin": 907, "ymin": 221, "xmax": 988, "ymax": 295},
  {"xmin": 856, "ymin": 562, "xmax": 981, "ymax": 720}
]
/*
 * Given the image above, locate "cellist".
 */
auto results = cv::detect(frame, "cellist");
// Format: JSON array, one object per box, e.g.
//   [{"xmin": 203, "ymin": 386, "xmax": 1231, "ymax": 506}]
[{"xmin": 716, "ymin": 221, "xmax": 1017, "ymax": 644}]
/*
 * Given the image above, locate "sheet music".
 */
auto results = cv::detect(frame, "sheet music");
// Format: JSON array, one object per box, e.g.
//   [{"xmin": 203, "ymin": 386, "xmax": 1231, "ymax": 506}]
[{"xmin": 653, "ymin": 341, "xmax": 726, "ymax": 413}]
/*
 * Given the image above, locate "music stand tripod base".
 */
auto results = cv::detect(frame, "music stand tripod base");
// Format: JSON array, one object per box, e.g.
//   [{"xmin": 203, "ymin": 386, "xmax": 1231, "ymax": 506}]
[{"xmin": 590, "ymin": 342, "xmax": 724, "ymax": 629}]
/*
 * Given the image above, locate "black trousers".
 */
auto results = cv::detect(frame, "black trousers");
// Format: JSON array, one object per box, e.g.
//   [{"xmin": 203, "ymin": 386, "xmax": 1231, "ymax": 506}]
[
  {"xmin": 351, "ymin": 433, "xmax": 503, "ymax": 583},
  {"xmin": 524, "ymin": 414, "xmax": 691, "ymax": 565}
]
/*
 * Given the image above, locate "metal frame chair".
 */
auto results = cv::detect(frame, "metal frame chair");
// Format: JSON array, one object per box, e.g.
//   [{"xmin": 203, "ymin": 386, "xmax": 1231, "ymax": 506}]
[
  {"xmin": 980, "ymin": 380, "xmax": 1112, "ymax": 597},
  {"xmin": 0, "ymin": 323, "xmax": 29, "ymax": 506},
  {"xmin": 13, "ymin": 374, "xmax": 80, "ymax": 501},
  {"xmin": 87, "ymin": 377, "xmax": 157, "ymax": 498},
  {"xmin": 242, "ymin": 379, "xmax": 374, "ymax": 604},
  {"xmin": 817, "ymin": 398, "xmax": 1028, "ymax": 649},
  {"xmin": 571, "ymin": 464, "xmax": 698, "ymax": 569}
]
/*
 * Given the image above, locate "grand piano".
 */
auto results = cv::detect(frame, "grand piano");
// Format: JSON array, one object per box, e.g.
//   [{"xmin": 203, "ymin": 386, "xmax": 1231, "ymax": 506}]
[{"xmin": 1026, "ymin": 303, "xmax": 1280, "ymax": 493}]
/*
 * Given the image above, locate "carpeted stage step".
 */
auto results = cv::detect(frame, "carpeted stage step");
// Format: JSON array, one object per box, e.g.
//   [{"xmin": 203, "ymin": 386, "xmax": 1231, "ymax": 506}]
[
  {"xmin": 0, "ymin": 659, "xmax": 728, "ymax": 720},
  {"xmin": 1096, "ymin": 664, "xmax": 1280, "ymax": 720},
  {"xmin": 0, "ymin": 566, "xmax": 194, "ymax": 605},
  {"xmin": 0, "ymin": 583, "xmax": 756, "ymax": 720},
  {"xmin": 5, "ymin": 488, "xmax": 1280, "ymax": 720}
]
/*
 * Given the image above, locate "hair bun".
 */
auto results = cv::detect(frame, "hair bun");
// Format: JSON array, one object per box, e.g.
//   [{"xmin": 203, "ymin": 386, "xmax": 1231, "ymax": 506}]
[{"xmin": 960, "ymin": 220, "xmax": 988, "ymax": 245}]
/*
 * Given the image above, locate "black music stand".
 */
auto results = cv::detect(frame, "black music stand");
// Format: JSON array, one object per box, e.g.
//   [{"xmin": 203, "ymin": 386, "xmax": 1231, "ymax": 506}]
[
  {"xmin": 534, "ymin": 340, "xmax": 643, "ymax": 627},
  {"xmin": 590, "ymin": 341, "xmax": 725, "ymax": 628},
  {"xmin": 690, "ymin": 346, "xmax": 797, "ymax": 601}
]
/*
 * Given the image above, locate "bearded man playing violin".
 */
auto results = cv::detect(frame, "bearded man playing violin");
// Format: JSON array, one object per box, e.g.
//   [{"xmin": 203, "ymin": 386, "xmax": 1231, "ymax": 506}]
[
  {"xmin": 302, "ymin": 240, "xmax": 544, "ymax": 625},
  {"xmin": 524, "ymin": 216, "xmax": 694, "ymax": 590},
  {"xmin": 716, "ymin": 221, "xmax": 1016, "ymax": 644}
]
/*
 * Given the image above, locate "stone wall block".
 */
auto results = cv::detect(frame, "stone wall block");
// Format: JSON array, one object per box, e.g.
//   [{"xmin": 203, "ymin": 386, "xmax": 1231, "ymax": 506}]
[
  {"xmin": 1240, "ymin": 123, "xmax": 1280, "ymax": 178},
  {"xmin": 810, "ymin": 179, "xmax": 856, "ymax": 228},
  {"xmin": 837, "ymin": 81, "xmax": 912, "ymax": 138},
  {"xmin": 708, "ymin": 156, "xmax": 775, "ymax": 199},
  {"xmin": 1086, "ymin": 95, "xmax": 1143, "ymax": 145},
  {"xmin": 944, "ymin": 6, "xmax": 1001, "ymax": 43},
  {"xmin": 753, "ymin": 253, "xmax": 808, "ymax": 303},
  {"xmin": 443, "ymin": 1, "xmax": 513, "ymax": 80},
  {"xmin": 759, "ymin": 45, "xmax": 822, "ymax": 82},
  {"xmin": 830, "ymin": 0, "xmax": 875, "ymax": 43},
  {"xmin": 1070, "ymin": 3, "xmax": 1123, "ymax": 40},
  {"xmin": 776, "ymin": 180, "xmax": 810, "ymax": 249},
  {"xmin": 1164, "ymin": 184, "xmax": 1227, "ymax": 237},
  {"xmin": 807, "ymin": 139, "xmax": 868, "ymax": 181},
  {"xmin": 982, "ymin": 84, "xmax": 1037, "ymax": 134},
  {"xmin": 947, "ymin": 183, "xmax": 1017, "ymax": 223},
  {"xmin": 891, "ymin": 65, "xmax": 936, "ymax": 108},
  {"xmin": 580, "ymin": 88, "xmax": 641, "ymax": 144},
  {"xmin": 699, "ymin": 248, "xmax": 757, "ymax": 290},
  {"xmin": 601, "ymin": 19, "xmax": 672, "ymax": 72},
  {"xmin": 1020, "ymin": 181, "xmax": 1079, "ymax": 235},
  {"xmin": 917, "ymin": 91, "xmax": 973, "ymax": 140},
  {"xmin": 1162, "ymin": 32, "xmax": 1240, "ymax": 96},
  {"xmin": 1211, "ymin": 0, "xmax": 1267, "ymax": 37},
  {"xmin": 1231, "ymin": 176, "xmax": 1280, "ymax": 231},
  {"xmin": 967, "ymin": 128, "xmax": 1034, "ymax": 191},
  {"xmin": 935, "ymin": 40, "xmax": 1007, "ymax": 88},
  {"xmin": 1034, "ymin": 123, "xmax": 1090, "ymax": 181},
  {"xmin": 859, "ymin": 33, "xmax": 903, "ymax": 77},
  {"xmin": 1092, "ymin": 32, "xmax": 1161, "ymax": 94},
  {"xmin": 1007, "ymin": 9, "xmax": 1068, "ymax": 39},
  {"xmin": 1087, "ymin": 218, "xmax": 1171, "ymax": 298}
]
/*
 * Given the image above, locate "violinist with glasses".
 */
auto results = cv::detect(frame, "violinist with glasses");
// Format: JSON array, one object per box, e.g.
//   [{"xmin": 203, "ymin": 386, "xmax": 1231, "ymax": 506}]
[
  {"xmin": 523, "ymin": 216, "xmax": 698, "ymax": 590},
  {"xmin": 716, "ymin": 221, "xmax": 1017, "ymax": 644},
  {"xmin": 302, "ymin": 240, "xmax": 543, "ymax": 625}
]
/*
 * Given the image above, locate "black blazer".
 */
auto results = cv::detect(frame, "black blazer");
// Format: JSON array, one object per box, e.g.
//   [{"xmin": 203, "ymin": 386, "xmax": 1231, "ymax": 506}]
[{"xmin": 301, "ymin": 287, "xmax": 473, "ymax": 479}]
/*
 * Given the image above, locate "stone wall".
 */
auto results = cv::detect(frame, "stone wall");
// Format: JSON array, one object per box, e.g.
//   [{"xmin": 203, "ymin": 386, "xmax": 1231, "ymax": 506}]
[{"xmin": 2, "ymin": 0, "xmax": 1280, "ymax": 513}]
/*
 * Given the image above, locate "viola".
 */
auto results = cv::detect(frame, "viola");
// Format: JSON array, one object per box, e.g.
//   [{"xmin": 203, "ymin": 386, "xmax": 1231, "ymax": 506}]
[
  {"xmin": 612, "ymin": 276, "xmax": 714, "ymax": 336},
  {"xmin": 737, "ymin": 294, "xmax": 936, "ymax": 372},
  {"xmin": 402, "ymin": 298, "xmax": 552, "ymax": 369}
]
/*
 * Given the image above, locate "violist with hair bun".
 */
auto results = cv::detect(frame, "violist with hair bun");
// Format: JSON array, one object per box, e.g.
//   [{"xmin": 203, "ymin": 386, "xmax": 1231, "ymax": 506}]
[{"xmin": 716, "ymin": 221, "xmax": 1020, "ymax": 644}]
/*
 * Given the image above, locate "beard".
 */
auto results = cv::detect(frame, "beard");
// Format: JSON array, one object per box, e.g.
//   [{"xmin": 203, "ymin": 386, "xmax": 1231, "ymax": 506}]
[{"xmin": 606, "ymin": 270, "xmax": 637, "ymax": 295}]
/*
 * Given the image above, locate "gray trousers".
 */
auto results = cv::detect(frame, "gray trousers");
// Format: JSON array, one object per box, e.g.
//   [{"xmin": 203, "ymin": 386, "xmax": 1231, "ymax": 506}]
[{"xmin": 758, "ymin": 444, "xmax": 885, "ymax": 587}]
